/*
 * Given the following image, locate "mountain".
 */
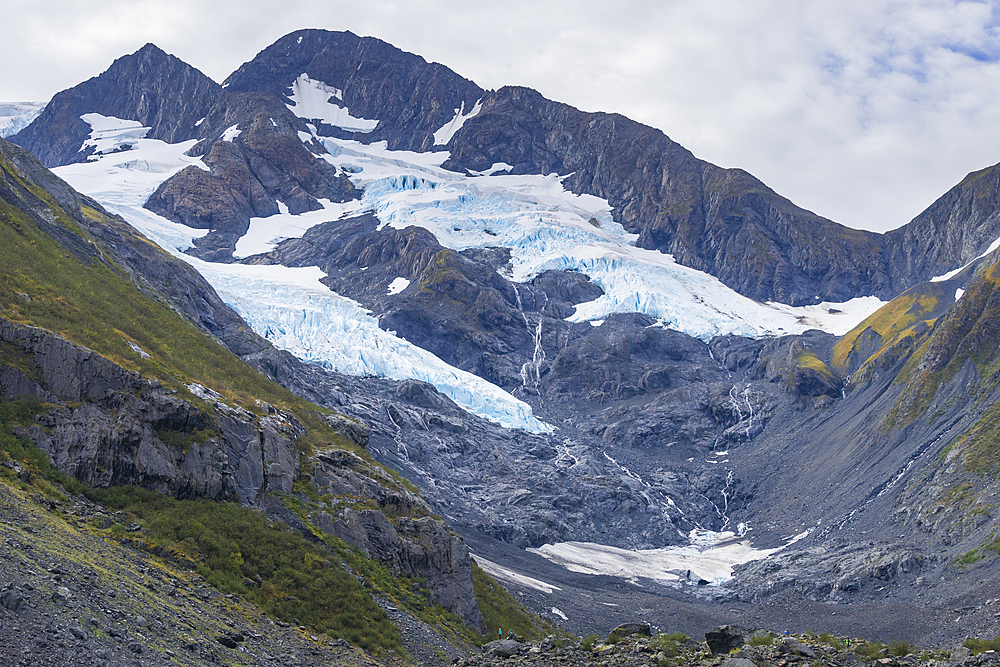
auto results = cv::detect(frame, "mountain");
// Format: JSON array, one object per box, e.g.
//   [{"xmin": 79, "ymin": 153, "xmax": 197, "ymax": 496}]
[
  {"xmin": 0, "ymin": 135, "xmax": 586, "ymax": 657},
  {"xmin": 12, "ymin": 43, "xmax": 221, "ymax": 166},
  {"xmin": 11, "ymin": 27, "xmax": 1000, "ymax": 647}
]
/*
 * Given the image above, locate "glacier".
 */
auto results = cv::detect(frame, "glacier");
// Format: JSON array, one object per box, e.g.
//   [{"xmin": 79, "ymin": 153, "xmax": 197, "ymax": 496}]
[
  {"xmin": 54, "ymin": 115, "xmax": 553, "ymax": 434},
  {"xmin": 0, "ymin": 102, "xmax": 45, "ymax": 138},
  {"xmin": 303, "ymin": 132, "xmax": 886, "ymax": 340},
  {"xmin": 54, "ymin": 110, "xmax": 887, "ymax": 434}
]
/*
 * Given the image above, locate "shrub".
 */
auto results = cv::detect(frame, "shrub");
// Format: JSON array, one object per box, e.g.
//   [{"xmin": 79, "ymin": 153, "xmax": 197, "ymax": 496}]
[
  {"xmin": 749, "ymin": 631, "xmax": 777, "ymax": 647},
  {"xmin": 854, "ymin": 641, "xmax": 887, "ymax": 659},
  {"xmin": 88, "ymin": 485, "xmax": 403, "ymax": 655},
  {"xmin": 965, "ymin": 636, "xmax": 1000, "ymax": 654},
  {"xmin": 889, "ymin": 640, "xmax": 914, "ymax": 657},
  {"xmin": 581, "ymin": 634, "xmax": 600, "ymax": 651}
]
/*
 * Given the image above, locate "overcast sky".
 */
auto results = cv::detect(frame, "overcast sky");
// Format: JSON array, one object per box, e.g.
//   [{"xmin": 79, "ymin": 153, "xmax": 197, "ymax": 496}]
[{"xmin": 4, "ymin": 0, "xmax": 1000, "ymax": 233}]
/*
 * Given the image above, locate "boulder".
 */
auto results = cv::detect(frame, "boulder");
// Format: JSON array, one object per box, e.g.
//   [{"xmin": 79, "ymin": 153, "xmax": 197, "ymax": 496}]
[
  {"xmin": 706, "ymin": 625, "xmax": 744, "ymax": 655},
  {"xmin": 611, "ymin": 622, "xmax": 651, "ymax": 638},
  {"xmin": 485, "ymin": 639, "xmax": 521, "ymax": 658}
]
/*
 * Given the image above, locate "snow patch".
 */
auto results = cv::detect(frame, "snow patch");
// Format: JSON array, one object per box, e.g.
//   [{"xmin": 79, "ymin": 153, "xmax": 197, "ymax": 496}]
[
  {"xmin": 528, "ymin": 529, "xmax": 790, "ymax": 586},
  {"xmin": 287, "ymin": 73, "xmax": 378, "ymax": 133},
  {"xmin": 387, "ymin": 277, "xmax": 410, "ymax": 295},
  {"xmin": 233, "ymin": 198, "xmax": 364, "ymax": 259},
  {"xmin": 432, "ymin": 99, "xmax": 482, "ymax": 146},
  {"xmin": 472, "ymin": 555, "xmax": 562, "ymax": 594},
  {"xmin": 551, "ymin": 607, "xmax": 568, "ymax": 621},
  {"xmin": 470, "ymin": 162, "xmax": 514, "ymax": 177},
  {"xmin": 221, "ymin": 124, "xmax": 241, "ymax": 142},
  {"xmin": 956, "ymin": 287, "xmax": 966, "ymax": 300}
]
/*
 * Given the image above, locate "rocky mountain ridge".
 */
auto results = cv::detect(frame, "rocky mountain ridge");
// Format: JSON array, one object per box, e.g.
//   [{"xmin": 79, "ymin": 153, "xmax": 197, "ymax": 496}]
[{"xmin": 14, "ymin": 29, "xmax": 1000, "ymax": 306}]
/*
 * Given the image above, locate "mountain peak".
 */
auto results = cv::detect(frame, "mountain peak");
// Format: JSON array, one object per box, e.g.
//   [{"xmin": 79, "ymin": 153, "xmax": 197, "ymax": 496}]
[
  {"xmin": 223, "ymin": 28, "xmax": 483, "ymax": 151},
  {"xmin": 10, "ymin": 43, "xmax": 221, "ymax": 167}
]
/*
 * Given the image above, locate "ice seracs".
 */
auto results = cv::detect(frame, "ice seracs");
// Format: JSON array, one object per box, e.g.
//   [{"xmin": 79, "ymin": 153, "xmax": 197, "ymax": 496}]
[
  {"xmin": 306, "ymin": 132, "xmax": 886, "ymax": 341},
  {"xmin": 0, "ymin": 102, "xmax": 45, "ymax": 138}
]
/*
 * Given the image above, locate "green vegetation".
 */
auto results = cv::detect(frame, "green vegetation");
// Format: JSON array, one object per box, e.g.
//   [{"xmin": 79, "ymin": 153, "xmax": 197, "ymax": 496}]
[
  {"xmin": 87, "ymin": 485, "xmax": 404, "ymax": 655},
  {"xmin": 794, "ymin": 351, "xmax": 836, "ymax": 381},
  {"xmin": 651, "ymin": 632, "xmax": 689, "ymax": 658},
  {"xmin": 881, "ymin": 264, "xmax": 1000, "ymax": 435},
  {"xmin": 854, "ymin": 641, "xmax": 888, "ymax": 660},
  {"xmin": 748, "ymin": 631, "xmax": 777, "ymax": 647},
  {"xmin": 0, "ymin": 170, "xmax": 362, "ymax": 459},
  {"xmin": 0, "ymin": 397, "xmax": 84, "ymax": 498},
  {"xmin": 471, "ymin": 560, "xmax": 549, "ymax": 642},
  {"xmin": 889, "ymin": 640, "xmax": 915, "ymax": 657},
  {"xmin": 581, "ymin": 633, "xmax": 600, "ymax": 651},
  {"xmin": 965, "ymin": 636, "xmax": 1000, "ymax": 654},
  {"xmin": 832, "ymin": 284, "xmax": 947, "ymax": 374}
]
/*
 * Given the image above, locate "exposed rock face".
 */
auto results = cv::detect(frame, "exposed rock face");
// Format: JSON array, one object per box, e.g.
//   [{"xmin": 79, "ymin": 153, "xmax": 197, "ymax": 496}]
[
  {"xmin": 705, "ymin": 625, "xmax": 744, "ymax": 655},
  {"xmin": 303, "ymin": 449, "xmax": 482, "ymax": 629},
  {"xmin": 885, "ymin": 162, "xmax": 1000, "ymax": 292},
  {"xmin": 0, "ymin": 318, "xmax": 300, "ymax": 504},
  {"xmin": 223, "ymin": 28, "xmax": 484, "ymax": 152},
  {"xmin": 145, "ymin": 111, "xmax": 358, "ymax": 261}
]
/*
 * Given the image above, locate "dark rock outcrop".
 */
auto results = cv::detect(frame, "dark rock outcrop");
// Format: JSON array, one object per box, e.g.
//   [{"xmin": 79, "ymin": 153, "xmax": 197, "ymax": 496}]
[
  {"xmin": 223, "ymin": 29, "xmax": 484, "ymax": 152},
  {"xmin": 0, "ymin": 318, "xmax": 299, "ymax": 504},
  {"xmin": 705, "ymin": 625, "xmax": 744, "ymax": 655}
]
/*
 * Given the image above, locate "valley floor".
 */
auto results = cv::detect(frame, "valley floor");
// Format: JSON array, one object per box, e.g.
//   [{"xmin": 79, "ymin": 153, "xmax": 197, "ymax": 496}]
[{"xmin": 461, "ymin": 528, "xmax": 1000, "ymax": 649}]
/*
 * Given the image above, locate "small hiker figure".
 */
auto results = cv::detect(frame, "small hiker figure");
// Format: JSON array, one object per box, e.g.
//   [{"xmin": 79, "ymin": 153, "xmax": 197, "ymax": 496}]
[{"xmin": 499, "ymin": 628, "xmax": 503, "ymax": 640}]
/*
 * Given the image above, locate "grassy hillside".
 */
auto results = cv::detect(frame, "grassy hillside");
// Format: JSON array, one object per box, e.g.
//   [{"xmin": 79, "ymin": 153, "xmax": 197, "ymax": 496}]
[
  {"xmin": 0, "ymin": 145, "xmax": 361, "ymax": 458},
  {"xmin": 831, "ymin": 281, "xmax": 954, "ymax": 377}
]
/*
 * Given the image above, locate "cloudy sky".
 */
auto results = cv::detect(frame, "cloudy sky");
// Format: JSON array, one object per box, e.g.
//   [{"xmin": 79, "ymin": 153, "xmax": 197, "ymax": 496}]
[{"xmin": 4, "ymin": 0, "xmax": 1000, "ymax": 233}]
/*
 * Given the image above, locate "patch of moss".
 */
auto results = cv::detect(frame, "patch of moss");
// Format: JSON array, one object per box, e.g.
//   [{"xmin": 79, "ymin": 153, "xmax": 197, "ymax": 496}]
[{"xmin": 795, "ymin": 351, "xmax": 835, "ymax": 380}]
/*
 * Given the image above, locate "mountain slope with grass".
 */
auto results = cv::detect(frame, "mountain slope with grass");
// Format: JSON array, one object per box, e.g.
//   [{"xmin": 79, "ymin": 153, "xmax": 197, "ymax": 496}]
[{"xmin": 0, "ymin": 135, "xmax": 557, "ymax": 663}]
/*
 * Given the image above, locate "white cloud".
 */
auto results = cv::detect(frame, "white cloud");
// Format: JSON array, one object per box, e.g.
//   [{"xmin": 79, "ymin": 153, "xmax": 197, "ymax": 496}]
[{"xmin": 3, "ymin": 1, "xmax": 1000, "ymax": 233}]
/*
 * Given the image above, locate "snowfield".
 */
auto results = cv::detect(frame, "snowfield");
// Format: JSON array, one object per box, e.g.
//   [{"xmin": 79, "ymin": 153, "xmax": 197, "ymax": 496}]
[
  {"xmin": 287, "ymin": 73, "xmax": 379, "ymax": 133},
  {"xmin": 55, "ymin": 108, "xmax": 886, "ymax": 433},
  {"xmin": 528, "ymin": 528, "xmax": 806, "ymax": 586}
]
